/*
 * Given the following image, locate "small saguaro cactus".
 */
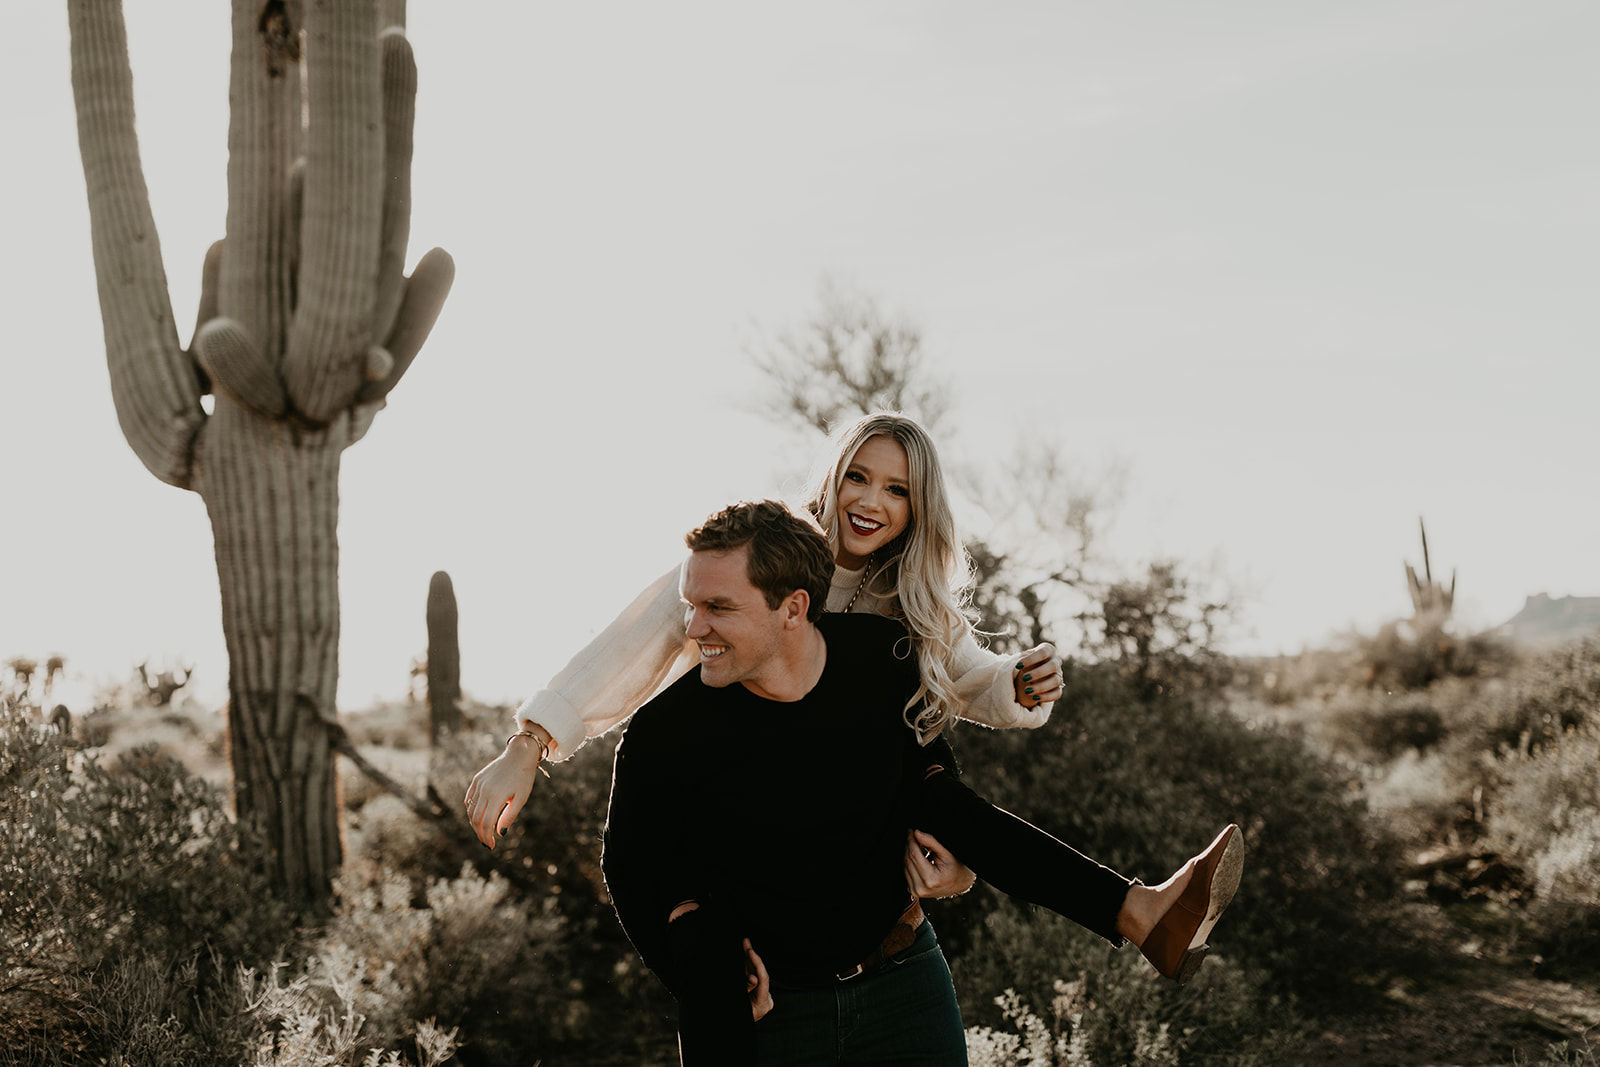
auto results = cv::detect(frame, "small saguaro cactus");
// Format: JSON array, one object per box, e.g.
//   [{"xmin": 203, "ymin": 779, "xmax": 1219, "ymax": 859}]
[
  {"xmin": 1405, "ymin": 517, "xmax": 1456, "ymax": 624},
  {"xmin": 425, "ymin": 570, "xmax": 461, "ymax": 743},
  {"xmin": 69, "ymin": 0, "xmax": 454, "ymax": 905}
]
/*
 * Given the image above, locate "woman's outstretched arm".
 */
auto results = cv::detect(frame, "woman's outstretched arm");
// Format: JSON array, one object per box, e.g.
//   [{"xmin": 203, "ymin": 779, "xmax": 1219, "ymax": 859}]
[
  {"xmin": 512, "ymin": 563, "xmax": 697, "ymax": 760},
  {"xmin": 467, "ymin": 564, "xmax": 694, "ymax": 847},
  {"xmin": 948, "ymin": 634, "xmax": 1063, "ymax": 730}
]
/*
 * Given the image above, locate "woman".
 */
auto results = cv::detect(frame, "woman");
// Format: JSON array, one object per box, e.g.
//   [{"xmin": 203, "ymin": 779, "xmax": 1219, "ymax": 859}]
[{"xmin": 466, "ymin": 412, "xmax": 1242, "ymax": 985}]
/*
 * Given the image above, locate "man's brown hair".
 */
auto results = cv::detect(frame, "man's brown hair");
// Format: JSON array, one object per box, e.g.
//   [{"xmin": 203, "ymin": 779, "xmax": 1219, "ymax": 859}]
[{"xmin": 685, "ymin": 500, "xmax": 834, "ymax": 622}]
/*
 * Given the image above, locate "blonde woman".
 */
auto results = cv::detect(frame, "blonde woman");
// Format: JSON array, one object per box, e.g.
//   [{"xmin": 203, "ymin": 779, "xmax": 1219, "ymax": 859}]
[{"xmin": 467, "ymin": 412, "xmax": 1241, "ymax": 983}]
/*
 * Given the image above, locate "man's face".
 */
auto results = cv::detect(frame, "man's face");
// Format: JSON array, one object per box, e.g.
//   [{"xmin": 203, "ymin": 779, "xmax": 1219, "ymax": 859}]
[{"xmin": 681, "ymin": 546, "xmax": 788, "ymax": 697}]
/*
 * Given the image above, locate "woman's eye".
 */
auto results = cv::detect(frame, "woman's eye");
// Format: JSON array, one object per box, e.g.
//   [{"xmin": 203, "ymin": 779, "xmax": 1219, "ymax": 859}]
[
  {"xmin": 889, "ymin": 485, "xmax": 910, "ymax": 498},
  {"xmin": 844, "ymin": 470, "xmax": 866, "ymax": 483}
]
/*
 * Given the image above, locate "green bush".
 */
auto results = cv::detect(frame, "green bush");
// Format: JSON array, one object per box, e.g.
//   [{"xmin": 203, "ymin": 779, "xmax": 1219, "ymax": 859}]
[
  {"xmin": 1, "ymin": 707, "xmax": 295, "ymax": 1051},
  {"xmin": 1, "ymin": 703, "xmax": 296, "ymax": 1062},
  {"xmin": 1318, "ymin": 692, "xmax": 1447, "ymax": 762},
  {"xmin": 939, "ymin": 664, "xmax": 1407, "ymax": 1006}
]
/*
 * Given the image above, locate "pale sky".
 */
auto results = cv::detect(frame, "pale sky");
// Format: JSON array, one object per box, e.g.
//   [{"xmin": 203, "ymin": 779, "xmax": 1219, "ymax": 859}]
[{"xmin": 4, "ymin": 2, "xmax": 1596, "ymax": 715}]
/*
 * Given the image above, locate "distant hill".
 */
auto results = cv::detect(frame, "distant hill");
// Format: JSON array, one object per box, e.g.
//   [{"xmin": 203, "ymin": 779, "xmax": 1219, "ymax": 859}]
[{"xmin": 1495, "ymin": 593, "xmax": 1600, "ymax": 649}]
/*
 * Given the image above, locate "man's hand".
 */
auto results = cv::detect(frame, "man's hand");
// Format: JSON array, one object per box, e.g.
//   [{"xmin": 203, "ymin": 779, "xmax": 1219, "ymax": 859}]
[
  {"xmin": 744, "ymin": 939, "xmax": 773, "ymax": 1021},
  {"xmin": 671, "ymin": 906, "xmax": 772, "ymax": 1022},
  {"xmin": 463, "ymin": 732, "xmax": 546, "ymax": 848},
  {"xmin": 904, "ymin": 829, "xmax": 977, "ymax": 899},
  {"xmin": 1014, "ymin": 642, "xmax": 1062, "ymax": 708}
]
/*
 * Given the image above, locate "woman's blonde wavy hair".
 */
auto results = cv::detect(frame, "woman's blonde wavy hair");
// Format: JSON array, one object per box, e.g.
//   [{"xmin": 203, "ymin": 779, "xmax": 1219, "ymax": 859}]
[{"xmin": 803, "ymin": 411, "xmax": 978, "ymax": 741}]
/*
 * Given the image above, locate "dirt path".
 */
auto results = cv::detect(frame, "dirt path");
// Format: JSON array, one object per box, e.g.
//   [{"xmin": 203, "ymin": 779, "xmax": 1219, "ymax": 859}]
[{"xmin": 1299, "ymin": 902, "xmax": 1600, "ymax": 1066}]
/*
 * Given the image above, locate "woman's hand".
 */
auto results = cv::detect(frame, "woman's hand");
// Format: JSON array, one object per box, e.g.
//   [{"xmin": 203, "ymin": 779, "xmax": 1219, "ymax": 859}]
[
  {"xmin": 463, "ymin": 732, "xmax": 546, "ymax": 848},
  {"xmin": 904, "ymin": 829, "xmax": 977, "ymax": 899},
  {"xmin": 744, "ymin": 939, "xmax": 773, "ymax": 1021},
  {"xmin": 1013, "ymin": 642, "xmax": 1062, "ymax": 708}
]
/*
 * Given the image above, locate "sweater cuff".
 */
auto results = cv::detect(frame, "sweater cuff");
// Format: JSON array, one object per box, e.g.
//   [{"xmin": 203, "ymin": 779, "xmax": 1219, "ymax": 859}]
[
  {"xmin": 974, "ymin": 664, "xmax": 1053, "ymax": 730},
  {"xmin": 515, "ymin": 690, "xmax": 585, "ymax": 762}
]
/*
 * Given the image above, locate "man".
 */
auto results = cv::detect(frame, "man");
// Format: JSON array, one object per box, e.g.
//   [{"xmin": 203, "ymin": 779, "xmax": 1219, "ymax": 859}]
[{"xmin": 602, "ymin": 499, "xmax": 969, "ymax": 1065}]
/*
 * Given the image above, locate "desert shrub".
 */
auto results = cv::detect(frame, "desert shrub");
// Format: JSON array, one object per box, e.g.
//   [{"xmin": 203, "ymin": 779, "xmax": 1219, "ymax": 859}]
[
  {"xmin": 341, "ymin": 716, "xmax": 679, "ymax": 1065},
  {"xmin": 1455, "ymin": 638, "xmax": 1600, "ymax": 759},
  {"xmin": 1317, "ymin": 691, "xmax": 1447, "ymax": 762},
  {"xmin": 310, "ymin": 861, "xmax": 567, "ymax": 1065},
  {"xmin": 1485, "ymin": 718, "xmax": 1600, "ymax": 975},
  {"xmin": 240, "ymin": 958, "xmax": 459, "ymax": 1067},
  {"xmin": 938, "ymin": 663, "xmax": 1406, "ymax": 1006},
  {"xmin": 1353, "ymin": 618, "xmax": 1517, "ymax": 692},
  {"xmin": 42, "ymin": 953, "xmax": 254, "ymax": 1067},
  {"xmin": 1, "ymin": 708, "xmax": 297, "ymax": 1060},
  {"xmin": 952, "ymin": 901, "xmax": 1308, "ymax": 1066},
  {"xmin": 342, "ymin": 701, "xmax": 434, "ymax": 751},
  {"xmin": 0, "ymin": 709, "xmax": 293, "ymax": 987}
]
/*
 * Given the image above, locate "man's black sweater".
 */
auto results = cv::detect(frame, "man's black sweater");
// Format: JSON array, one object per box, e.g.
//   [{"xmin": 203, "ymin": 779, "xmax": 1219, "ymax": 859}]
[{"xmin": 603, "ymin": 611, "xmax": 941, "ymax": 988}]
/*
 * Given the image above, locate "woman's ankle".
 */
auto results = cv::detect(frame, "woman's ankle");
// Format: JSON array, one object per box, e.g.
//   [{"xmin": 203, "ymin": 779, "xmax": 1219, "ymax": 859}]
[{"xmin": 1115, "ymin": 861, "xmax": 1196, "ymax": 945}]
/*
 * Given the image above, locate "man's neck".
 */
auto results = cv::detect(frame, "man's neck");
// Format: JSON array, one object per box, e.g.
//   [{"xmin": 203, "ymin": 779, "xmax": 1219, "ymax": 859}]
[{"xmin": 740, "ymin": 624, "xmax": 828, "ymax": 702}]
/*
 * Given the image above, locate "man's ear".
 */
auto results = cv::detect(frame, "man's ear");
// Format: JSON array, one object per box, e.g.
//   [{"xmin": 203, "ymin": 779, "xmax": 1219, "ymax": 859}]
[{"xmin": 782, "ymin": 589, "xmax": 810, "ymax": 629}]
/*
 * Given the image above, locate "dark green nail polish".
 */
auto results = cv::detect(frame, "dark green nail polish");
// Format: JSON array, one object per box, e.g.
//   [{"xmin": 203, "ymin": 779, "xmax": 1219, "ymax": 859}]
[
  {"xmin": 499, "ymin": 828, "xmax": 507, "ymax": 837},
  {"xmin": 1023, "ymin": 674, "xmax": 1032, "ymax": 682},
  {"xmin": 1025, "ymin": 687, "xmax": 1034, "ymax": 694}
]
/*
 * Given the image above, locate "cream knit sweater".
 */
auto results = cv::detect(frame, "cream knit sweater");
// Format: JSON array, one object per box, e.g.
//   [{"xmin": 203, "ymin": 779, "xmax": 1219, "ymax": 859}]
[{"xmin": 515, "ymin": 560, "xmax": 1052, "ymax": 760}]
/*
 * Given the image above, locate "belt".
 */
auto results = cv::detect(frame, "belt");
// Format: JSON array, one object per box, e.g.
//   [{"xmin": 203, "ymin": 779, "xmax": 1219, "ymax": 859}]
[{"xmin": 835, "ymin": 897, "xmax": 925, "ymax": 981}]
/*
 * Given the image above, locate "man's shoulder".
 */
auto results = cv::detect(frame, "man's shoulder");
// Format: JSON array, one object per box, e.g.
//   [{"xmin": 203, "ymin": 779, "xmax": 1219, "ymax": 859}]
[
  {"xmin": 629, "ymin": 667, "xmax": 706, "ymax": 728},
  {"xmin": 817, "ymin": 610, "xmax": 911, "ymax": 646},
  {"xmin": 624, "ymin": 664, "xmax": 736, "ymax": 744},
  {"xmin": 817, "ymin": 612, "xmax": 919, "ymax": 684}
]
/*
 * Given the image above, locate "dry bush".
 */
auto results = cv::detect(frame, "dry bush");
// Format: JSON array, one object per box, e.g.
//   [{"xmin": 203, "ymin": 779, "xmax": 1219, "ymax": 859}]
[
  {"xmin": 0, "ymin": 707, "xmax": 293, "ymax": 1062},
  {"xmin": 1487, "ymin": 721, "xmax": 1600, "ymax": 914},
  {"xmin": 1317, "ymin": 691, "xmax": 1447, "ymax": 763},
  {"xmin": 310, "ymin": 862, "xmax": 569, "ymax": 1065},
  {"xmin": 952, "ymin": 903, "xmax": 1308, "ymax": 1066}
]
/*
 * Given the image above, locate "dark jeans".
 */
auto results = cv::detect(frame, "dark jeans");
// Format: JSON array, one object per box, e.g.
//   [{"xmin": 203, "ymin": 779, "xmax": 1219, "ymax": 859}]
[{"xmin": 753, "ymin": 921, "xmax": 966, "ymax": 1066}]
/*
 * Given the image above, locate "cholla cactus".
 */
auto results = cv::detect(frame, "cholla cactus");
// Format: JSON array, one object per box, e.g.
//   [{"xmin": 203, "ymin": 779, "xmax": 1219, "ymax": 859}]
[{"xmin": 68, "ymin": 0, "xmax": 453, "ymax": 905}]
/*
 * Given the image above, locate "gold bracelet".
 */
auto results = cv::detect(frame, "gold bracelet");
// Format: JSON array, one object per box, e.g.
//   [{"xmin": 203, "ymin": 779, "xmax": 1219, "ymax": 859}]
[{"xmin": 506, "ymin": 727, "xmax": 550, "ymax": 762}]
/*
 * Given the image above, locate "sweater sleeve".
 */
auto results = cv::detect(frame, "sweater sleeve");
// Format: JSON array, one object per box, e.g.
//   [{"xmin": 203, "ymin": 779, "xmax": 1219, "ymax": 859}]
[
  {"xmin": 909, "ymin": 754, "xmax": 1131, "ymax": 946},
  {"xmin": 514, "ymin": 563, "xmax": 697, "ymax": 760},
  {"xmin": 948, "ymin": 627, "xmax": 1053, "ymax": 730}
]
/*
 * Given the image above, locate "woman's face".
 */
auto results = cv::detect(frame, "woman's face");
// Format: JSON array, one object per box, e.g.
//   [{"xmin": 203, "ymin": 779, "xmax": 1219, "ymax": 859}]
[{"xmin": 835, "ymin": 435, "xmax": 912, "ymax": 569}]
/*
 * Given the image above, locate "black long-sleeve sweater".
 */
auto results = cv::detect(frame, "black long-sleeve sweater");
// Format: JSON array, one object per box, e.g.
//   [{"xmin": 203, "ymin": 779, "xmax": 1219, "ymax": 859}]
[{"xmin": 602, "ymin": 611, "xmax": 1132, "ymax": 999}]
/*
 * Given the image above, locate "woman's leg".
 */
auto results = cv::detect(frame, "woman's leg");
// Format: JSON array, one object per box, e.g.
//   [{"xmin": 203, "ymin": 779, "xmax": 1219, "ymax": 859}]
[{"xmin": 913, "ymin": 770, "xmax": 1245, "ymax": 982}]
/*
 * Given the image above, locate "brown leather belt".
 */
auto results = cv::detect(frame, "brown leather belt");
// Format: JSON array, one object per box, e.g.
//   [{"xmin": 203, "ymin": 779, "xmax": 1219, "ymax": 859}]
[{"xmin": 836, "ymin": 897, "xmax": 925, "ymax": 981}]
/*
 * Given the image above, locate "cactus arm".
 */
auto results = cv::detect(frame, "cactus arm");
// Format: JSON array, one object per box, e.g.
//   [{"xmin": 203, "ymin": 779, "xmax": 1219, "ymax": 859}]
[
  {"xmin": 195, "ymin": 318, "xmax": 290, "ymax": 417},
  {"xmin": 222, "ymin": 0, "xmax": 301, "ymax": 365},
  {"xmin": 380, "ymin": 0, "xmax": 407, "ymax": 32},
  {"xmin": 356, "ymin": 247, "xmax": 454, "ymax": 407},
  {"xmin": 68, "ymin": 0, "xmax": 204, "ymax": 490},
  {"xmin": 194, "ymin": 240, "xmax": 224, "ymax": 350},
  {"xmin": 191, "ymin": 240, "xmax": 224, "ymax": 397},
  {"xmin": 371, "ymin": 29, "xmax": 417, "ymax": 346},
  {"xmin": 284, "ymin": 0, "xmax": 384, "ymax": 423}
]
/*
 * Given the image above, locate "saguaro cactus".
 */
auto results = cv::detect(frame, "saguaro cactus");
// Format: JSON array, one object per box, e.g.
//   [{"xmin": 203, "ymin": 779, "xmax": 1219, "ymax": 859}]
[
  {"xmin": 68, "ymin": 0, "xmax": 453, "ymax": 906},
  {"xmin": 425, "ymin": 570, "xmax": 461, "ymax": 743}
]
